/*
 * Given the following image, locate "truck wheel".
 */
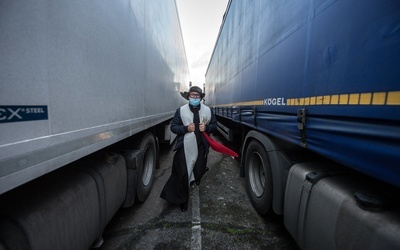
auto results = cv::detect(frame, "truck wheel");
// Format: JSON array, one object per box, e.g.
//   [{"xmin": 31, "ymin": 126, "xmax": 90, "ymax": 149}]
[
  {"xmin": 245, "ymin": 140, "xmax": 273, "ymax": 215},
  {"xmin": 136, "ymin": 133, "xmax": 157, "ymax": 202}
]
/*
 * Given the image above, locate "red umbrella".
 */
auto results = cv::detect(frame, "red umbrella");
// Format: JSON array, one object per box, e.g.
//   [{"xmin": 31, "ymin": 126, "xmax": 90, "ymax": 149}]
[{"xmin": 202, "ymin": 132, "xmax": 239, "ymax": 158}]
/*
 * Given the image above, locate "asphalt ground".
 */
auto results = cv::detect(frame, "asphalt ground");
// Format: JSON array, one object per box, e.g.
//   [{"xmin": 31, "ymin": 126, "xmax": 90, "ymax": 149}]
[{"xmin": 98, "ymin": 134, "xmax": 298, "ymax": 250}]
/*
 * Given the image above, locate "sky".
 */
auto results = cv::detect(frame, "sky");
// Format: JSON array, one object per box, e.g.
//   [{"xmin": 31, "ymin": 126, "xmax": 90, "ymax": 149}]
[{"xmin": 176, "ymin": 0, "xmax": 230, "ymax": 87}]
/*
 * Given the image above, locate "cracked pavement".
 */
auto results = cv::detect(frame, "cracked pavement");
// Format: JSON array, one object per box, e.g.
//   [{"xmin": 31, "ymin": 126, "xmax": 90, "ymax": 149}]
[{"xmin": 99, "ymin": 135, "xmax": 297, "ymax": 250}]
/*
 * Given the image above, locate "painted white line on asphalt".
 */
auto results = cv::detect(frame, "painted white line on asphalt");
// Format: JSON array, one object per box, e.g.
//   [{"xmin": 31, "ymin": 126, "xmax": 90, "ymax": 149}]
[{"xmin": 191, "ymin": 186, "xmax": 201, "ymax": 250}]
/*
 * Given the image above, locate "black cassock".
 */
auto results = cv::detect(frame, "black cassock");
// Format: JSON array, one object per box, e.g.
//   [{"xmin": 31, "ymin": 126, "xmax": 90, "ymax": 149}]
[{"xmin": 160, "ymin": 107, "xmax": 207, "ymax": 205}]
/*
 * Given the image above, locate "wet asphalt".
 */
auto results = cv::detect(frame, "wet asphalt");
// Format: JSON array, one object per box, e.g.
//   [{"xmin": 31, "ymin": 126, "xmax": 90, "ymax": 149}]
[{"xmin": 98, "ymin": 135, "xmax": 298, "ymax": 250}]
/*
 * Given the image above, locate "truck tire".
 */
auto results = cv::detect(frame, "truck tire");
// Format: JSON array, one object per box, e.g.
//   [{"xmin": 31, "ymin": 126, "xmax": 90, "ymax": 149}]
[
  {"xmin": 136, "ymin": 132, "xmax": 157, "ymax": 202},
  {"xmin": 245, "ymin": 140, "xmax": 273, "ymax": 215}
]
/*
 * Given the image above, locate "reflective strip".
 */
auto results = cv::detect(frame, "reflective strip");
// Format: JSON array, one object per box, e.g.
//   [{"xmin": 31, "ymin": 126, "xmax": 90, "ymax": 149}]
[
  {"xmin": 287, "ymin": 91, "xmax": 399, "ymax": 106},
  {"xmin": 213, "ymin": 90, "xmax": 400, "ymax": 107}
]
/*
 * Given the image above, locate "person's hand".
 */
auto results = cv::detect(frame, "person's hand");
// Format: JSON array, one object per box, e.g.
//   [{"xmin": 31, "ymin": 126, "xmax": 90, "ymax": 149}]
[
  {"xmin": 187, "ymin": 123, "xmax": 195, "ymax": 132},
  {"xmin": 199, "ymin": 122, "xmax": 206, "ymax": 132}
]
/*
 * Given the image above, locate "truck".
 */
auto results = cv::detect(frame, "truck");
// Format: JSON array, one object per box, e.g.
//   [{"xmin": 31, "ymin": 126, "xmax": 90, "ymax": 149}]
[
  {"xmin": 0, "ymin": 0, "xmax": 188, "ymax": 249},
  {"xmin": 205, "ymin": 0, "xmax": 400, "ymax": 249}
]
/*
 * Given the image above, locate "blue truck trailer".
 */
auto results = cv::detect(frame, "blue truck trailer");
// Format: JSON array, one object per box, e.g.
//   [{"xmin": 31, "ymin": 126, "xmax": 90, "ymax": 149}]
[
  {"xmin": 206, "ymin": 0, "xmax": 400, "ymax": 249},
  {"xmin": 0, "ymin": 0, "xmax": 188, "ymax": 249}
]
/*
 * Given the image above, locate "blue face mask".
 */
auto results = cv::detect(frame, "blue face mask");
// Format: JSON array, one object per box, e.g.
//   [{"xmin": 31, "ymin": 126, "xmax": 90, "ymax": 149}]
[{"xmin": 189, "ymin": 98, "xmax": 201, "ymax": 107}]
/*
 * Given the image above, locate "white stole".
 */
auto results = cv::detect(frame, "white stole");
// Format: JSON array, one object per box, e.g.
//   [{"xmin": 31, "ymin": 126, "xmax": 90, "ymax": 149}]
[{"xmin": 180, "ymin": 104, "xmax": 211, "ymax": 184}]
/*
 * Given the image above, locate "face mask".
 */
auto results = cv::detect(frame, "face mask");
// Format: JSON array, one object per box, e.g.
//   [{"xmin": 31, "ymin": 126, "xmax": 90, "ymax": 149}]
[{"xmin": 189, "ymin": 98, "xmax": 201, "ymax": 107}]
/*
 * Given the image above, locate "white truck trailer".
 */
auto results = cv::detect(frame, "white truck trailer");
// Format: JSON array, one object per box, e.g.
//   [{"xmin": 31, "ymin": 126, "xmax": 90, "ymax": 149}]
[{"xmin": 0, "ymin": 0, "xmax": 188, "ymax": 249}]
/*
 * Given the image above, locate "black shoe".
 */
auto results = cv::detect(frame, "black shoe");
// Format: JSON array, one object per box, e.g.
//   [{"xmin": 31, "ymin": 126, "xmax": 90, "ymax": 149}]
[
  {"xmin": 195, "ymin": 180, "xmax": 200, "ymax": 186},
  {"xmin": 180, "ymin": 202, "xmax": 188, "ymax": 212},
  {"xmin": 205, "ymin": 167, "xmax": 209, "ymax": 172}
]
